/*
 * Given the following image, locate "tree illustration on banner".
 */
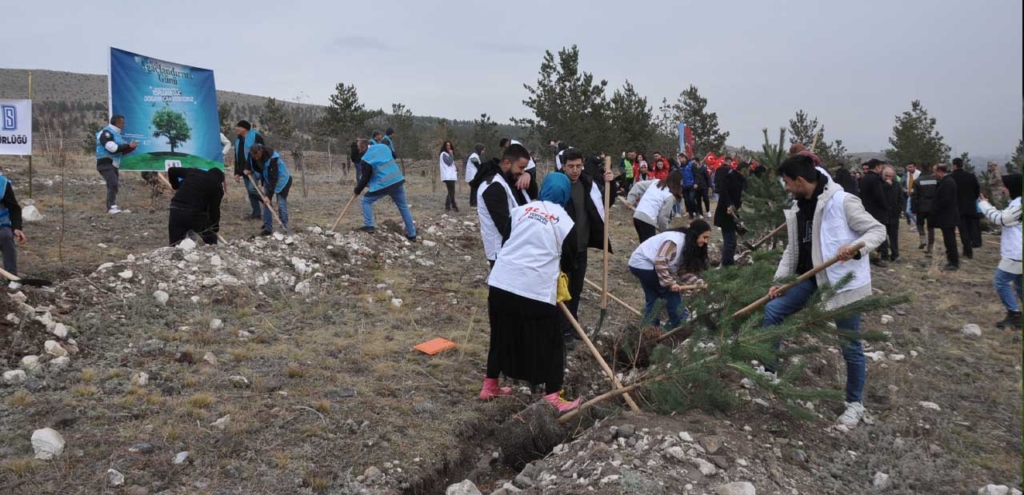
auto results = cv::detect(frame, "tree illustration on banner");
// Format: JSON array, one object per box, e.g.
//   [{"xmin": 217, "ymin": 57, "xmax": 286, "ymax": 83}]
[{"xmin": 152, "ymin": 107, "xmax": 192, "ymax": 153}]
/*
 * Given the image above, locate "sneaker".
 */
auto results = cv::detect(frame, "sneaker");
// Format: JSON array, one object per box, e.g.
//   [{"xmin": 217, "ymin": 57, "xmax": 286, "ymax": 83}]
[
  {"xmin": 871, "ymin": 259, "xmax": 889, "ymax": 268},
  {"xmin": 996, "ymin": 311, "xmax": 1022, "ymax": 329},
  {"xmin": 478, "ymin": 378, "xmax": 512, "ymax": 400},
  {"xmin": 890, "ymin": 256, "xmax": 902, "ymax": 263},
  {"xmin": 8, "ymin": 281, "xmax": 22, "ymax": 290},
  {"xmin": 917, "ymin": 242, "xmax": 926, "ymax": 250},
  {"xmin": 543, "ymin": 391, "xmax": 581, "ymax": 413},
  {"xmin": 358, "ymin": 226, "xmax": 375, "ymax": 234},
  {"xmin": 108, "ymin": 206, "xmax": 122, "ymax": 215},
  {"xmin": 837, "ymin": 401, "xmax": 865, "ymax": 428},
  {"xmin": 258, "ymin": 229, "xmax": 273, "ymax": 237},
  {"xmin": 941, "ymin": 264, "xmax": 959, "ymax": 271}
]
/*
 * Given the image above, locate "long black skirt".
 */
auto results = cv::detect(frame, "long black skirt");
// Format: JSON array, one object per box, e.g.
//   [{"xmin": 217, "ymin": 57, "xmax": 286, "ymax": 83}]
[{"xmin": 487, "ymin": 287, "xmax": 565, "ymax": 392}]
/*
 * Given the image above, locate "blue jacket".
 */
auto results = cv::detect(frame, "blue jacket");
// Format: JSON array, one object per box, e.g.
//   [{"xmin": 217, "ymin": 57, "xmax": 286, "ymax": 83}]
[
  {"xmin": 253, "ymin": 151, "xmax": 291, "ymax": 195},
  {"xmin": 682, "ymin": 161, "xmax": 695, "ymax": 187},
  {"xmin": 359, "ymin": 144, "xmax": 404, "ymax": 194},
  {"xmin": 381, "ymin": 135, "xmax": 396, "ymax": 158},
  {"xmin": 95, "ymin": 125, "xmax": 130, "ymax": 166},
  {"xmin": 0, "ymin": 175, "xmax": 10, "ymax": 227}
]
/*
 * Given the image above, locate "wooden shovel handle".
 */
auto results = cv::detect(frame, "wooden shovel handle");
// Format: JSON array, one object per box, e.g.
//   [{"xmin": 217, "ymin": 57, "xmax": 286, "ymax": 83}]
[
  {"xmin": 558, "ymin": 302, "xmax": 641, "ymax": 413},
  {"xmin": 584, "ymin": 278, "xmax": 642, "ymax": 317},
  {"xmin": 330, "ymin": 195, "xmax": 357, "ymax": 232}
]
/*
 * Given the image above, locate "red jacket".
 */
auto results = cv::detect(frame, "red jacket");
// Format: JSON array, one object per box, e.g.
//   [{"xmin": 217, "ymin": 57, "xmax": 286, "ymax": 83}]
[{"xmin": 650, "ymin": 158, "xmax": 670, "ymax": 180}]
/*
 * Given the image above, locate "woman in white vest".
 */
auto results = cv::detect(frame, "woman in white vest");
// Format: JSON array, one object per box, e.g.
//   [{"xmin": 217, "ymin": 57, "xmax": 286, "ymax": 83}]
[
  {"xmin": 439, "ymin": 141, "xmax": 459, "ymax": 212},
  {"xmin": 466, "ymin": 144, "xmax": 484, "ymax": 208},
  {"xmin": 481, "ymin": 174, "xmax": 582, "ymax": 413},
  {"xmin": 633, "ymin": 169, "xmax": 684, "ymax": 242},
  {"xmin": 978, "ymin": 173, "xmax": 1022, "ymax": 329},
  {"xmin": 767, "ymin": 154, "xmax": 886, "ymax": 429},
  {"xmin": 628, "ymin": 220, "xmax": 711, "ymax": 331}
]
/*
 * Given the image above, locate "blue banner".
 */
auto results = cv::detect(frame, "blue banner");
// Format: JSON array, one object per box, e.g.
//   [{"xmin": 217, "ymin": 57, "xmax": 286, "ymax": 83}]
[{"xmin": 109, "ymin": 48, "xmax": 222, "ymax": 171}]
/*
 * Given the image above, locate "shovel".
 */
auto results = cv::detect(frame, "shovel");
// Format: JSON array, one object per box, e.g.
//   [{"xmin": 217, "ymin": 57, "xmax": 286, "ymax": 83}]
[
  {"xmin": 743, "ymin": 223, "xmax": 786, "ymax": 251},
  {"xmin": 558, "ymin": 301, "xmax": 641, "ymax": 413},
  {"xmin": 594, "ymin": 156, "xmax": 613, "ymax": 334},
  {"xmin": 329, "ymin": 195, "xmax": 357, "ymax": 233},
  {"xmin": 244, "ymin": 171, "xmax": 286, "ymax": 231},
  {"xmin": 0, "ymin": 266, "xmax": 52, "ymax": 287}
]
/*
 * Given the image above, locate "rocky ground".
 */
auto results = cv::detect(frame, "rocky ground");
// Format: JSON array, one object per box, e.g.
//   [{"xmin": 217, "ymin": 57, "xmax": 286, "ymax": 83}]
[{"xmin": 0, "ymin": 154, "xmax": 1020, "ymax": 495}]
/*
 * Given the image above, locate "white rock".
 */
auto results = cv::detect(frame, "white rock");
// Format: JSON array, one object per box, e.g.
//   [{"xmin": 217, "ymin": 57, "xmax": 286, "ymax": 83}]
[
  {"xmin": 118, "ymin": 270, "xmax": 133, "ymax": 280},
  {"xmin": 740, "ymin": 378, "xmax": 755, "ymax": 389},
  {"xmin": 177, "ymin": 238, "xmax": 197, "ymax": 251},
  {"xmin": 422, "ymin": 240, "xmax": 437, "ymax": 248},
  {"xmin": 153, "ymin": 290, "xmax": 169, "ymax": 306},
  {"xmin": 31, "ymin": 428, "xmax": 65, "ymax": 459},
  {"xmin": 864, "ymin": 351, "xmax": 886, "ymax": 362},
  {"xmin": 426, "ymin": 226, "xmax": 439, "ymax": 235},
  {"xmin": 44, "ymin": 340, "xmax": 68, "ymax": 357},
  {"xmin": 910, "ymin": 350, "xmax": 919, "ymax": 358},
  {"xmin": 889, "ymin": 354, "xmax": 906, "ymax": 362},
  {"xmin": 210, "ymin": 255, "xmax": 223, "ymax": 267},
  {"xmin": 918, "ymin": 401, "xmax": 941, "ymax": 411},
  {"xmin": 6, "ymin": 313, "xmax": 20, "ymax": 324},
  {"xmin": 21, "ymin": 205, "xmax": 44, "ymax": 222},
  {"xmin": 97, "ymin": 262, "xmax": 114, "ymax": 271},
  {"xmin": 445, "ymin": 479, "xmax": 482, "ymax": 495},
  {"xmin": 873, "ymin": 472, "xmax": 891, "ymax": 491},
  {"xmin": 203, "ymin": 352, "xmax": 218, "ymax": 366},
  {"xmin": 210, "ymin": 415, "xmax": 230, "ymax": 430},
  {"xmin": 880, "ymin": 315, "xmax": 894, "ymax": 325},
  {"xmin": 51, "ymin": 323, "xmax": 69, "ymax": 339},
  {"xmin": 173, "ymin": 451, "xmax": 190, "ymax": 465},
  {"xmin": 21, "ymin": 355, "xmax": 40, "ymax": 371},
  {"xmin": 8, "ymin": 291, "xmax": 27, "ymax": 304},
  {"xmin": 715, "ymin": 482, "xmax": 756, "ymax": 495},
  {"xmin": 977, "ymin": 486, "xmax": 1010, "ymax": 495},
  {"xmin": 107, "ymin": 468, "xmax": 125, "ymax": 486},
  {"xmin": 691, "ymin": 457, "xmax": 718, "ymax": 476},
  {"xmin": 391, "ymin": 298, "xmax": 403, "ymax": 308},
  {"xmin": 209, "ymin": 319, "xmax": 224, "ymax": 331},
  {"xmin": 961, "ymin": 324, "xmax": 982, "ymax": 338},
  {"xmin": 272, "ymin": 232, "xmax": 285, "ymax": 241},
  {"xmin": 3, "ymin": 369, "xmax": 27, "ymax": 384},
  {"xmin": 126, "ymin": 254, "xmax": 136, "ymax": 262},
  {"xmin": 665, "ymin": 446, "xmax": 687, "ymax": 462},
  {"xmin": 131, "ymin": 372, "xmax": 149, "ymax": 386},
  {"xmin": 291, "ymin": 257, "xmax": 310, "ymax": 275},
  {"xmin": 295, "ymin": 281, "xmax": 311, "ymax": 295},
  {"xmin": 49, "ymin": 356, "xmax": 70, "ymax": 369},
  {"xmin": 97, "ymin": 243, "xmax": 108, "ymax": 249},
  {"xmin": 678, "ymin": 431, "xmax": 694, "ymax": 442}
]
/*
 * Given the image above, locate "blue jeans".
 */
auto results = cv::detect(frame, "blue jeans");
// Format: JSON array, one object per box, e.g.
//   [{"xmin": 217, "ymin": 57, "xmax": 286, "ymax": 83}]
[
  {"xmin": 763, "ymin": 278, "xmax": 865, "ymax": 403},
  {"xmin": 904, "ymin": 197, "xmax": 916, "ymax": 227},
  {"xmin": 720, "ymin": 226, "xmax": 738, "ymax": 267},
  {"xmin": 243, "ymin": 176, "xmax": 262, "ymax": 217},
  {"xmin": 994, "ymin": 268, "xmax": 1022, "ymax": 312},
  {"xmin": 262, "ymin": 191, "xmax": 289, "ymax": 232},
  {"xmin": 629, "ymin": 266, "xmax": 688, "ymax": 330},
  {"xmin": 361, "ymin": 184, "xmax": 417, "ymax": 238}
]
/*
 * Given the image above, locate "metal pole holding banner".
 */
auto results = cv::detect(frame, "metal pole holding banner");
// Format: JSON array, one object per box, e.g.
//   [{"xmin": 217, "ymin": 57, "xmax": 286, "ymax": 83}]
[{"xmin": 27, "ymin": 71, "xmax": 32, "ymax": 199}]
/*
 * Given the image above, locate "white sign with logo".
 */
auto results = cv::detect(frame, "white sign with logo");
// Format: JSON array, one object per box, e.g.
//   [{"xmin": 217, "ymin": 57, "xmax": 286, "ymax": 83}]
[{"xmin": 0, "ymin": 99, "xmax": 32, "ymax": 156}]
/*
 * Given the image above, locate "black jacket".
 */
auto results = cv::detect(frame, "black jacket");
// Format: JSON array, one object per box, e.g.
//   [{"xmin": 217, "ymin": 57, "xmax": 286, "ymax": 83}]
[
  {"xmin": 169, "ymin": 167, "xmax": 224, "ymax": 231},
  {"xmin": 714, "ymin": 170, "xmax": 745, "ymax": 229},
  {"xmin": 883, "ymin": 181, "xmax": 904, "ymax": 225},
  {"xmin": 931, "ymin": 175, "xmax": 960, "ymax": 228},
  {"xmin": 835, "ymin": 168, "xmax": 858, "ymax": 194},
  {"xmin": 950, "ymin": 169, "xmax": 980, "ymax": 218},
  {"xmin": 694, "ymin": 165, "xmax": 711, "ymax": 189},
  {"xmin": 1, "ymin": 182, "xmax": 23, "ymax": 230},
  {"xmin": 911, "ymin": 174, "xmax": 938, "ymax": 214},
  {"xmin": 564, "ymin": 173, "xmax": 613, "ymax": 254},
  {"xmin": 858, "ymin": 171, "xmax": 888, "ymax": 224},
  {"xmin": 233, "ymin": 131, "xmax": 264, "ymax": 177}
]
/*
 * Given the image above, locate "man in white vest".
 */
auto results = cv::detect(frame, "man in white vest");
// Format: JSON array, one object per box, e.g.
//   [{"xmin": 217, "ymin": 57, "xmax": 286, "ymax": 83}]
[
  {"xmin": 472, "ymin": 144, "xmax": 532, "ymax": 267},
  {"xmin": 766, "ymin": 154, "xmax": 886, "ymax": 429}
]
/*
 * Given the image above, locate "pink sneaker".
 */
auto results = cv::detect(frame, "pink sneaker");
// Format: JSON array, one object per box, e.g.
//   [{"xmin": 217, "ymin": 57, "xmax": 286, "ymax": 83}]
[
  {"xmin": 478, "ymin": 378, "xmax": 512, "ymax": 400},
  {"xmin": 543, "ymin": 391, "xmax": 581, "ymax": 413}
]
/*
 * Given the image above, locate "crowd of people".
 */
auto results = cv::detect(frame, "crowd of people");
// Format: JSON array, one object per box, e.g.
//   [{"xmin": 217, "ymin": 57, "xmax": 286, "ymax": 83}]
[{"xmin": 9, "ymin": 119, "xmax": 1006, "ymax": 422}]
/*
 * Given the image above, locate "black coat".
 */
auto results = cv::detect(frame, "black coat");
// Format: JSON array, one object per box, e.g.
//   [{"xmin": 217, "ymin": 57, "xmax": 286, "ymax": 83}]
[
  {"xmin": 883, "ymin": 181, "xmax": 904, "ymax": 225},
  {"xmin": 564, "ymin": 173, "xmax": 613, "ymax": 254},
  {"xmin": 858, "ymin": 171, "xmax": 888, "ymax": 224},
  {"xmin": 931, "ymin": 175, "xmax": 960, "ymax": 228},
  {"xmin": 694, "ymin": 165, "xmax": 711, "ymax": 189},
  {"xmin": 911, "ymin": 174, "xmax": 938, "ymax": 214},
  {"xmin": 714, "ymin": 170, "xmax": 745, "ymax": 229},
  {"xmin": 950, "ymin": 169, "xmax": 980, "ymax": 218}
]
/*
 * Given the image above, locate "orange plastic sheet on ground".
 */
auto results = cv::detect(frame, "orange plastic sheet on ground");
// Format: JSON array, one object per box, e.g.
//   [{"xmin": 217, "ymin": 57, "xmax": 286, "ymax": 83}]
[{"xmin": 413, "ymin": 338, "xmax": 457, "ymax": 355}]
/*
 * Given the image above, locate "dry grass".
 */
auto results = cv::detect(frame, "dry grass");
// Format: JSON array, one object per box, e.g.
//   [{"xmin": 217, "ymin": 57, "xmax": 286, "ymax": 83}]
[
  {"xmin": 2, "ymin": 458, "xmax": 39, "ymax": 478},
  {"xmin": 71, "ymin": 384, "xmax": 99, "ymax": 397},
  {"xmin": 5, "ymin": 390, "xmax": 33, "ymax": 407},
  {"xmin": 285, "ymin": 363, "xmax": 307, "ymax": 378},
  {"xmin": 79, "ymin": 367, "xmax": 98, "ymax": 383},
  {"xmin": 184, "ymin": 392, "xmax": 214, "ymax": 410}
]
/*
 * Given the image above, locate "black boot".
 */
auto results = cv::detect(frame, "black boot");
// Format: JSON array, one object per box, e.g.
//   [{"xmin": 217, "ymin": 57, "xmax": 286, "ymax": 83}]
[{"xmin": 996, "ymin": 311, "xmax": 1022, "ymax": 329}]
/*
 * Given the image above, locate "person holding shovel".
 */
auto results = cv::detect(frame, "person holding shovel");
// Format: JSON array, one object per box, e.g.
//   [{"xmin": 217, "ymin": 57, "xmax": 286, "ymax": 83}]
[
  {"xmin": 247, "ymin": 144, "xmax": 292, "ymax": 236},
  {"xmin": 233, "ymin": 120, "xmax": 264, "ymax": 220},
  {"xmin": 628, "ymin": 220, "xmax": 710, "ymax": 332},
  {"xmin": 633, "ymin": 169, "xmax": 684, "ymax": 242},
  {"xmin": 559, "ymin": 149, "xmax": 614, "ymax": 344},
  {"xmin": 167, "ymin": 167, "xmax": 225, "ymax": 246},
  {"xmin": 480, "ymin": 174, "xmax": 581, "ymax": 413},
  {"xmin": 766, "ymin": 154, "xmax": 886, "ymax": 429},
  {"xmin": 354, "ymin": 138, "xmax": 418, "ymax": 240},
  {"xmin": 0, "ymin": 171, "xmax": 27, "ymax": 286}
]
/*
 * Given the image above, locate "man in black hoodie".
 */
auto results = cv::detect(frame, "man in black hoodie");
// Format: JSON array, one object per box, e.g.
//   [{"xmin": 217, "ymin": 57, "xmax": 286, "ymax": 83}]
[
  {"xmin": 168, "ymin": 167, "xmax": 225, "ymax": 246},
  {"xmin": 879, "ymin": 165, "xmax": 905, "ymax": 263},
  {"xmin": 560, "ymin": 149, "xmax": 614, "ymax": 342},
  {"xmin": 858, "ymin": 159, "xmax": 890, "ymax": 265},
  {"xmin": 932, "ymin": 163, "xmax": 960, "ymax": 270},
  {"xmin": 714, "ymin": 162, "xmax": 749, "ymax": 267},
  {"xmin": 950, "ymin": 157, "xmax": 981, "ymax": 259}
]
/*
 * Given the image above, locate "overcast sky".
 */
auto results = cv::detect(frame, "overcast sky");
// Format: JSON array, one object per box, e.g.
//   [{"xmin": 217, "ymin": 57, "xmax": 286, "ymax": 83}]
[{"xmin": 3, "ymin": 0, "xmax": 1021, "ymax": 155}]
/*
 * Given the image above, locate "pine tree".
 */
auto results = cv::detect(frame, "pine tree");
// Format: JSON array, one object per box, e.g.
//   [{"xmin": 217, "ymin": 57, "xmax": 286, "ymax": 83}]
[
  {"xmin": 472, "ymin": 113, "xmax": 499, "ymax": 150},
  {"xmin": 260, "ymin": 98, "xmax": 294, "ymax": 144},
  {"xmin": 740, "ymin": 128, "xmax": 791, "ymax": 234},
  {"xmin": 387, "ymin": 103, "xmax": 416, "ymax": 173},
  {"xmin": 787, "ymin": 110, "xmax": 849, "ymax": 167},
  {"xmin": 958, "ymin": 151, "xmax": 974, "ymax": 173},
  {"xmin": 788, "ymin": 110, "xmax": 819, "ymax": 147},
  {"xmin": 1008, "ymin": 138, "xmax": 1023, "ymax": 175},
  {"xmin": 516, "ymin": 45, "xmax": 612, "ymax": 155},
  {"xmin": 615, "ymin": 250, "xmax": 906, "ymax": 416},
  {"xmin": 659, "ymin": 85, "xmax": 729, "ymax": 158},
  {"xmin": 317, "ymin": 82, "xmax": 381, "ymax": 143},
  {"xmin": 609, "ymin": 81, "xmax": 656, "ymax": 155},
  {"xmin": 884, "ymin": 100, "xmax": 951, "ymax": 168}
]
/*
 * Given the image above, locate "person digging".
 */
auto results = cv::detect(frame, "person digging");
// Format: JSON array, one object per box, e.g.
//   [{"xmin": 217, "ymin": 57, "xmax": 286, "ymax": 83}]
[
  {"xmin": 767, "ymin": 154, "xmax": 886, "ymax": 429},
  {"xmin": 246, "ymin": 144, "xmax": 292, "ymax": 236}
]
